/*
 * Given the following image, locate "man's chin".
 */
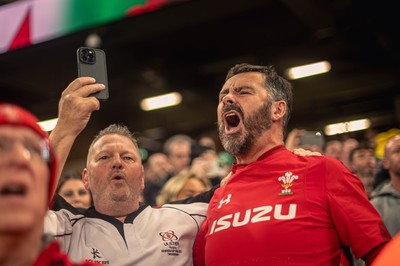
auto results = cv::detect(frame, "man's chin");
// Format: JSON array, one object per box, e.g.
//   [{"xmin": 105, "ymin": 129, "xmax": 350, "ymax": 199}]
[
  {"xmin": 110, "ymin": 191, "xmax": 130, "ymax": 202},
  {"xmin": 1, "ymin": 212, "xmax": 39, "ymax": 233}
]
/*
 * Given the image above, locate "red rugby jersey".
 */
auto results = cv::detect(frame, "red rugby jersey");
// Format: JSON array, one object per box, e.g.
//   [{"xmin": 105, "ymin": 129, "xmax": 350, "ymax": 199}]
[{"xmin": 194, "ymin": 145, "xmax": 390, "ymax": 266}]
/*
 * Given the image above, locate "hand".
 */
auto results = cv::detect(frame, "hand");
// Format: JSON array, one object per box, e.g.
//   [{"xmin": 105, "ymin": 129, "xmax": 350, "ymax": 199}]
[
  {"xmin": 285, "ymin": 128, "xmax": 307, "ymax": 151},
  {"xmin": 220, "ymin": 171, "xmax": 232, "ymax": 186},
  {"xmin": 293, "ymin": 148, "xmax": 322, "ymax": 156},
  {"xmin": 56, "ymin": 77, "xmax": 105, "ymax": 137}
]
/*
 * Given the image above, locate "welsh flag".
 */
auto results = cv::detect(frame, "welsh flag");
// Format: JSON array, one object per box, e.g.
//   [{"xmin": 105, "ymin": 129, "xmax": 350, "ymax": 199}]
[{"xmin": 0, "ymin": 0, "xmax": 175, "ymax": 54}]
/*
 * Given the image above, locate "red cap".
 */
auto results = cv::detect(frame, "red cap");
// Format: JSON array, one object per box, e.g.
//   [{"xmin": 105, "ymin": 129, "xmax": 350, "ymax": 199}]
[{"xmin": 0, "ymin": 103, "xmax": 57, "ymax": 205}]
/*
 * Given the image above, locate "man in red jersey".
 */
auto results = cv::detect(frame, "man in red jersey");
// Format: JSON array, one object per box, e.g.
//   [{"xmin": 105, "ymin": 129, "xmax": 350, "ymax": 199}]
[
  {"xmin": 0, "ymin": 103, "xmax": 96, "ymax": 266},
  {"xmin": 193, "ymin": 63, "xmax": 391, "ymax": 266}
]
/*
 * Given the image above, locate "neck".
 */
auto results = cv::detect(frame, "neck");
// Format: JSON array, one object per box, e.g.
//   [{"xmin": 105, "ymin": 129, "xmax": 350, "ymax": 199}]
[
  {"xmin": 95, "ymin": 199, "xmax": 140, "ymax": 222},
  {"xmin": 235, "ymin": 130, "xmax": 284, "ymax": 165},
  {"xmin": 0, "ymin": 230, "xmax": 42, "ymax": 266}
]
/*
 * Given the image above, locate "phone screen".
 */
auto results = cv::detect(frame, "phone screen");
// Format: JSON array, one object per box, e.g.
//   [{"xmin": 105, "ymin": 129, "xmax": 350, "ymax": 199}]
[
  {"xmin": 299, "ymin": 132, "xmax": 324, "ymax": 147},
  {"xmin": 77, "ymin": 47, "xmax": 109, "ymax": 101}
]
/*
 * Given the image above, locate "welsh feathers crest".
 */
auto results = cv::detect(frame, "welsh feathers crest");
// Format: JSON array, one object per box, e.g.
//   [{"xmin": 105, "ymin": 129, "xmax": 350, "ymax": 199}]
[{"xmin": 278, "ymin": 172, "xmax": 298, "ymax": 195}]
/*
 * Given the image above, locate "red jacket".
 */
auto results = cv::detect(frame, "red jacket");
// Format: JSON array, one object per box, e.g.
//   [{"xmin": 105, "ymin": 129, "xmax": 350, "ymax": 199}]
[{"xmin": 33, "ymin": 241, "xmax": 97, "ymax": 266}]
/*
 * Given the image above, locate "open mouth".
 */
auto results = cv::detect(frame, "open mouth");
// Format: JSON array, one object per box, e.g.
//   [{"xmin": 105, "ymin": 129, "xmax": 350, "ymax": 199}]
[
  {"xmin": 223, "ymin": 111, "xmax": 242, "ymax": 134},
  {"xmin": 111, "ymin": 173, "xmax": 125, "ymax": 181},
  {"xmin": 0, "ymin": 184, "xmax": 26, "ymax": 197}
]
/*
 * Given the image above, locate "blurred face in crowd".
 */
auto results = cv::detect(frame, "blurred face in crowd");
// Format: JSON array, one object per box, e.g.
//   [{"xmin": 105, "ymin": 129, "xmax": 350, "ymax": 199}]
[
  {"xmin": 383, "ymin": 135, "xmax": 400, "ymax": 178},
  {"xmin": 58, "ymin": 178, "xmax": 91, "ymax": 209},
  {"xmin": 176, "ymin": 177, "xmax": 209, "ymax": 201},
  {"xmin": 217, "ymin": 72, "xmax": 272, "ymax": 156},
  {"xmin": 324, "ymin": 140, "xmax": 343, "ymax": 160},
  {"xmin": 147, "ymin": 153, "xmax": 173, "ymax": 180},
  {"xmin": 350, "ymin": 148, "xmax": 377, "ymax": 197},
  {"xmin": 0, "ymin": 126, "xmax": 49, "ymax": 233},
  {"xmin": 168, "ymin": 142, "xmax": 191, "ymax": 174},
  {"xmin": 83, "ymin": 134, "xmax": 144, "ymax": 212},
  {"xmin": 350, "ymin": 149, "xmax": 377, "ymax": 176}
]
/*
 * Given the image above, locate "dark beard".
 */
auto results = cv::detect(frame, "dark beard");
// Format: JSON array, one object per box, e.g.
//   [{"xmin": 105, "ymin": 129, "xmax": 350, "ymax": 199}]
[{"xmin": 219, "ymin": 101, "xmax": 272, "ymax": 156}]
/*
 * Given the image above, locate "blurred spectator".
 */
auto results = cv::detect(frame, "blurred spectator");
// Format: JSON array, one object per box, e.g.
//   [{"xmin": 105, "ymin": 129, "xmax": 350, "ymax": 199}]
[
  {"xmin": 374, "ymin": 128, "xmax": 400, "ymax": 160},
  {"xmin": 373, "ymin": 167, "xmax": 390, "ymax": 190},
  {"xmin": 370, "ymin": 135, "xmax": 400, "ymax": 237},
  {"xmin": 142, "ymin": 152, "xmax": 174, "ymax": 205},
  {"xmin": 56, "ymin": 171, "xmax": 92, "ymax": 209},
  {"xmin": 156, "ymin": 169, "xmax": 212, "ymax": 205},
  {"xmin": 198, "ymin": 135, "xmax": 217, "ymax": 150},
  {"xmin": 163, "ymin": 134, "xmax": 194, "ymax": 175},
  {"xmin": 324, "ymin": 140, "xmax": 343, "ymax": 160},
  {"xmin": 341, "ymin": 138, "xmax": 359, "ymax": 169},
  {"xmin": 348, "ymin": 144, "xmax": 377, "ymax": 198}
]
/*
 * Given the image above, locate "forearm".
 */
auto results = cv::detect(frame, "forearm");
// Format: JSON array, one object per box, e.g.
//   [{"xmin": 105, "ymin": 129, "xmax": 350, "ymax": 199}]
[
  {"xmin": 47, "ymin": 77, "xmax": 104, "ymax": 198},
  {"xmin": 49, "ymin": 124, "xmax": 80, "ymax": 189}
]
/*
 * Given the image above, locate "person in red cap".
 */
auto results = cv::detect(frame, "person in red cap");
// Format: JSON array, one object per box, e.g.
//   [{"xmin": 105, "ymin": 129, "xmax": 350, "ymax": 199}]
[{"xmin": 0, "ymin": 103, "xmax": 96, "ymax": 266}]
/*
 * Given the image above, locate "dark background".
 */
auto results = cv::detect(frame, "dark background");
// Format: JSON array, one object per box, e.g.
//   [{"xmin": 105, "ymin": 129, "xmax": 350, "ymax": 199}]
[{"xmin": 1, "ymin": 0, "xmax": 399, "ymax": 169}]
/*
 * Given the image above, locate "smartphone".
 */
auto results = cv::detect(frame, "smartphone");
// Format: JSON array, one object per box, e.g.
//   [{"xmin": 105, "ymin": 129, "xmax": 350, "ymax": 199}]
[
  {"xmin": 77, "ymin": 47, "xmax": 109, "ymax": 101},
  {"xmin": 299, "ymin": 131, "xmax": 324, "ymax": 147}
]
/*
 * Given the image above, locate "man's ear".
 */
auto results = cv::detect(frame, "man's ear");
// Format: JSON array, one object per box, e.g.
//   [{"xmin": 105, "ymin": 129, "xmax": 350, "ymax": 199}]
[
  {"xmin": 271, "ymin": 100, "xmax": 286, "ymax": 122},
  {"xmin": 140, "ymin": 166, "xmax": 145, "ymax": 191},
  {"xmin": 82, "ymin": 168, "xmax": 90, "ymax": 190}
]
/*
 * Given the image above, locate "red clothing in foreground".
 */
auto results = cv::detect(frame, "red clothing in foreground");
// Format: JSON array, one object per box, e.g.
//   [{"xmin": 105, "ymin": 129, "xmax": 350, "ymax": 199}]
[
  {"xmin": 194, "ymin": 145, "xmax": 390, "ymax": 266},
  {"xmin": 372, "ymin": 232, "xmax": 400, "ymax": 266},
  {"xmin": 33, "ymin": 240, "xmax": 96, "ymax": 266}
]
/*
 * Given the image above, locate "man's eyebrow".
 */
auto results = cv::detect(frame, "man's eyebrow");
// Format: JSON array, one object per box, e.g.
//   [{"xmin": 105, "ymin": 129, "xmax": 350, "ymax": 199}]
[
  {"xmin": 235, "ymin": 85, "xmax": 253, "ymax": 91},
  {"xmin": 219, "ymin": 87, "xmax": 229, "ymax": 94}
]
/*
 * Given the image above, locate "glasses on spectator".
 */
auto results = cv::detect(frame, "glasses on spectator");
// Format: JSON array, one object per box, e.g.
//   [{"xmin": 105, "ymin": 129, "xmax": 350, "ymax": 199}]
[{"xmin": 0, "ymin": 135, "xmax": 50, "ymax": 164}]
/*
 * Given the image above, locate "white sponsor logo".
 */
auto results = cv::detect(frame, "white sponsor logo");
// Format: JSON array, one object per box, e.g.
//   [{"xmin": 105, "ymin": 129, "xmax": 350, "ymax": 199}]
[
  {"xmin": 209, "ymin": 204, "xmax": 297, "ymax": 235},
  {"xmin": 218, "ymin": 194, "xmax": 232, "ymax": 208}
]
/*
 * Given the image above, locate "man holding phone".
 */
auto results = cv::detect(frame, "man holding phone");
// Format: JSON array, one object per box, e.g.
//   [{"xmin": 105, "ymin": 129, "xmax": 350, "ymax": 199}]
[{"xmin": 45, "ymin": 77, "xmax": 211, "ymax": 265}]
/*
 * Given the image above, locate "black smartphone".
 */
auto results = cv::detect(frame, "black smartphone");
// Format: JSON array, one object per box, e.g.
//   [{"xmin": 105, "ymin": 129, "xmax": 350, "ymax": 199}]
[
  {"xmin": 299, "ymin": 131, "xmax": 324, "ymax": 147},
  {"xmin": 77, "ymin": 47, "xmax": 109, "ymax": 101}
]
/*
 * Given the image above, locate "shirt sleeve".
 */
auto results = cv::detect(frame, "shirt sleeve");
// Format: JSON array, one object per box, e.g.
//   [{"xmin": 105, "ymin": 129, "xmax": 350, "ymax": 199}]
[
  {"xmin": 324, "ymin": 158, "xmax": 391, "ymax": 260},
  {"xmin": 44, "ymin": 206, "xmax": 78, "ymax": 252}
]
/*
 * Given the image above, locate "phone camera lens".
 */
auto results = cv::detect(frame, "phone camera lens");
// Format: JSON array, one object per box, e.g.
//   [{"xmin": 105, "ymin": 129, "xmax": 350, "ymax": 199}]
[
  {"xmin": 81, "ymin": 49, "xmax": 87, "ymax": 55},
  {"xmin": 88, "ymin": 54, "xmax": 94, "ymax": 59},
  {"xmin": 82, "ymin": 56, "xmax": 87, "ymax": 61}
]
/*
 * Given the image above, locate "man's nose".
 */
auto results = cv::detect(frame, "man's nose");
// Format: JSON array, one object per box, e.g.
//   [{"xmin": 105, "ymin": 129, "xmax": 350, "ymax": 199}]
[
  {"xmin": 112, "ymin": 156, "xmax": 123, "ymax": 168},
  {"xmin": 222, "ymin": 93, "xmax": 235, "ymax": 106}
]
